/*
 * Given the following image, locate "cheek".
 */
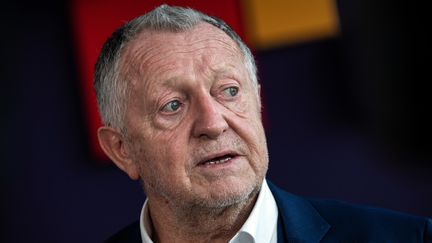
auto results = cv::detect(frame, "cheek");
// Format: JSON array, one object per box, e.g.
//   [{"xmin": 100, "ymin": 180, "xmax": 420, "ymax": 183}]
[
  {"xmin": 235, "ymin": 97, "xmax": 267, "ymax": 156},
  {"xmin": 223, "ymin": 91, "xmax": 259, "ymax": 120},
  {"xmin": 234, "ymin": 94, "xmax": 262, "ymax": 130},
  {"xmin": 137, "ymin": 128, "xmax": 191, "ymax": 177},
  {"xmin": 153, "ymin": 110, "xmax": 188, "ymax": 131}
]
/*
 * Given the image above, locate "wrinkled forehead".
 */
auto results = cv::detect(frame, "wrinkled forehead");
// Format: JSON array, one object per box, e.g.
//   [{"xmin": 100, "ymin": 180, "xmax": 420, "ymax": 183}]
[
  {"xmin": 119, "ymin": 22, "xmax": 244, "ymax": 83},
  {"xmin": 134, "ymin": 22, "xmax": 238, "ymax": 48}
]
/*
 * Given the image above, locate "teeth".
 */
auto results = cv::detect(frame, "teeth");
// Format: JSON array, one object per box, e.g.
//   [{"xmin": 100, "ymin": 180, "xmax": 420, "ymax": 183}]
[{"xmin": 205, "ymin": 156, "xmax": 232, "ymax": 165}]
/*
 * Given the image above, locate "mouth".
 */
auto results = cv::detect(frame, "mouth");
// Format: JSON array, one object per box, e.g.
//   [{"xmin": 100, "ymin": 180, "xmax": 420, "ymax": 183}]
[{"xmin": 198, "ymin": 153, "xmax": 238, "ymax": 167}]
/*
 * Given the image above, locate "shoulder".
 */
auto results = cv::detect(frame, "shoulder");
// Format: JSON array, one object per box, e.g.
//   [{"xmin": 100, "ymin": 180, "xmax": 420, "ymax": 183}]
[
  {"xmin": 308, "ymin": 198, "xmax": 431, "ymax": 240},
  {"xmin": 267, "ymin": 181, "xmax": 432, "ymax": 242},
  {"xmin": 103, "ymin": 221, "xmax": 141, "ymax": 243}
]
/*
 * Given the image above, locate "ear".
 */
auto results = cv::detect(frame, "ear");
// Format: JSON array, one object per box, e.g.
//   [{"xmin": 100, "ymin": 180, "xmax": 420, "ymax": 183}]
[{"xmin": 97, "ymin": 126, "xmax": 140, "ymax": 180}]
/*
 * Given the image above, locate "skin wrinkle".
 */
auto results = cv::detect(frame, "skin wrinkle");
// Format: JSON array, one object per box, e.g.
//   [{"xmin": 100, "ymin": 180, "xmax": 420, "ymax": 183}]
[
  {"xmin": 115, "ymin": 23, "xmax": 268, "ymax": 243},
  {"xmin": 136, "ymin": 43, "xmax": 238, "ymax": 88},
  {"xmin": 122, "ymin": 27, "xmax": 245, "ymax": 87},
  {"xmin": 124, "ymin": 38, "xmax": 254, "ymax": 132}
]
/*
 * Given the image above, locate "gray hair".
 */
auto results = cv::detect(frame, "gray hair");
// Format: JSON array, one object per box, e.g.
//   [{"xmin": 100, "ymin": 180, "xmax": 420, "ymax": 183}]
[{"xmin": 94, "ymin": 4, "xmax": 258, "ymax": 129}]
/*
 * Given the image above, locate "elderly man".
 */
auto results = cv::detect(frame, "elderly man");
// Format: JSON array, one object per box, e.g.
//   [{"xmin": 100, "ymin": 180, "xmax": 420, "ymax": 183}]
[{"xmin": 94, "ymin": 5, "xmax": 431, "ymax": 243}]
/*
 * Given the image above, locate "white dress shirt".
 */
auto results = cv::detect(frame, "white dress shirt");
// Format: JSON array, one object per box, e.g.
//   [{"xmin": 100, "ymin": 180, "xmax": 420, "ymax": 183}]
[{"xmin": 140, "ymin": 179, "xmax": 278, "ymax": 243}]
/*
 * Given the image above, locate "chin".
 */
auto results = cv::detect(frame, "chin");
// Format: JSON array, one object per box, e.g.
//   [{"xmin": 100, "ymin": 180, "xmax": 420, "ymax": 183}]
[{"xmin": 192, "ymin": 177, "xmax": 261, "ymax": 208}]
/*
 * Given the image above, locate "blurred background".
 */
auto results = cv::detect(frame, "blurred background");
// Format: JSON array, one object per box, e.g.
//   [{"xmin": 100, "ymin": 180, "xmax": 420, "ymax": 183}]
[{"xmin": 1, "ymin": 0, "xmax": 431, "ymax": 242}]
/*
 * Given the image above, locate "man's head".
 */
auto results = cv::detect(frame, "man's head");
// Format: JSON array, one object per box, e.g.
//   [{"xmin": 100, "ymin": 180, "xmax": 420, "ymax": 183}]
[{"xmin": 94, "ymin": 5, "xmax": 268, "ymax": 210}]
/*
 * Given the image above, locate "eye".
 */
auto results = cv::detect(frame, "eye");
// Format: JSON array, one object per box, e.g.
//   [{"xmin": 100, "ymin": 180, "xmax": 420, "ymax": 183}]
[
  {"xmin": 162, "ymin": 100, "xmax": 181, "ymax": 113},
  {"xmin": 223, "ymin": 87, "xmax": 239, "ymax": 97}
]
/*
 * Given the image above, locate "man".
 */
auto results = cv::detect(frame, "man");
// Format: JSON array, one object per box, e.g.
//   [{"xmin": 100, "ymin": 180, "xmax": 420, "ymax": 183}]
[{"xmin": 94, "ymin": 5, "xmax": 431, "ymax": 243}]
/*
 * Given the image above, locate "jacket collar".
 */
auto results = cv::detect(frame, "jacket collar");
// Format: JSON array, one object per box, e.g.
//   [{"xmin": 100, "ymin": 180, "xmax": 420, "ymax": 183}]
[{"xmin": 267, "ymin": 181, "xmax": 330, "ymax": 242}]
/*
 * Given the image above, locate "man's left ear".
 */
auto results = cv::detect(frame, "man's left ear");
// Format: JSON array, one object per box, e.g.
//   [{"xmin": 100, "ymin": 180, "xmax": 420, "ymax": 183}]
[{"xmin": 97, "ymin": 126, "xmax": 140, "ymax": 180}]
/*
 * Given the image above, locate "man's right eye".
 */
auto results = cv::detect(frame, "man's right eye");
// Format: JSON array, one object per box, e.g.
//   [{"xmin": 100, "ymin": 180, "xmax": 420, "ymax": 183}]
[{"xmin": 162, "ymin": 100, "xmax": 181, "ymax": 113}]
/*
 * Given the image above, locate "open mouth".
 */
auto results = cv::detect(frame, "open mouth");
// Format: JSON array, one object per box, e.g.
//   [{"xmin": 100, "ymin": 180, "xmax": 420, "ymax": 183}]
[{"xmin": 199, "ymin": 154, "xmax": 236, "ymax": 166}]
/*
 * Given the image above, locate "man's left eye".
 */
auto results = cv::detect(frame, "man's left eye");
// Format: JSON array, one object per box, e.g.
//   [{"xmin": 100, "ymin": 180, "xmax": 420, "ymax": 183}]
[{"xmin": 223, "ymin": 87, "xmax": 239, "ymax": 97}]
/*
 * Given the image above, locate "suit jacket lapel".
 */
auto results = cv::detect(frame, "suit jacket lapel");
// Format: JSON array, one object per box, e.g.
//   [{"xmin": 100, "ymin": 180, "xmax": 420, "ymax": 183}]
[{"xmin": 268, "ymin": 181, "xmax": 330, "ymax": 243}]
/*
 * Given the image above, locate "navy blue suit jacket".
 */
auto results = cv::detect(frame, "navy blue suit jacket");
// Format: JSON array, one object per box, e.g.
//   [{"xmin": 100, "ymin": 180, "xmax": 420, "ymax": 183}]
[{"xmin": 105, "ymin": 181, "xmax": 432, "ymax": 242}]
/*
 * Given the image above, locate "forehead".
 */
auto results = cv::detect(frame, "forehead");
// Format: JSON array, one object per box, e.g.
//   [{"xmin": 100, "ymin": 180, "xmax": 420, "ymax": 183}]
[{"xmin": 120, "ymin": 22, "xmax": 244, "ymax": 83}]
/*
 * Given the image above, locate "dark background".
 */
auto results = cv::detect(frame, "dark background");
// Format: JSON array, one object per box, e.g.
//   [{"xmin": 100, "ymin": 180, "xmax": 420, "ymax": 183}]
[{"xmin": 1, "ymin": 1, "xmax": 431, "ymax": 242}]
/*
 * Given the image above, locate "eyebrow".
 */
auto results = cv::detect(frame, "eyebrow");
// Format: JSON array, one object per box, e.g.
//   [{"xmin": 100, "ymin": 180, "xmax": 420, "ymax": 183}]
[
  {"xmin": 160, "ymin": 77, "xmax": 180, "ymax": 88},
  {"xmin": 155, "ymin": 62, "xmax": 243, "ymax": 94},
  {"xmin": 211, "ymin": 64, "xmax": 241, "ymax": 77}
]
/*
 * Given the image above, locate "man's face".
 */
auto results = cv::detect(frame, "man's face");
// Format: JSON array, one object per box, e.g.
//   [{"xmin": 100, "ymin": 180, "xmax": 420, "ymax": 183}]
[{"xmin": 121, "ymin": 23, "xmax": 268, "ymax": 208}]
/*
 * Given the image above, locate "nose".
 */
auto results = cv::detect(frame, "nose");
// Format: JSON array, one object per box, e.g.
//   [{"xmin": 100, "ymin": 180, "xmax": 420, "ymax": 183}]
[{"xmin": 192, "ymin": 95, "xmax": 228, "ymax": 139}]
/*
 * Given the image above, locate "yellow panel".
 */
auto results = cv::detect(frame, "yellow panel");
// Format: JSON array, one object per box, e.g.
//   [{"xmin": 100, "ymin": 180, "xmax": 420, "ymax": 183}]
[{"xmin": 242, "ymin": 0, "xmax": 340, "ymax": 49}]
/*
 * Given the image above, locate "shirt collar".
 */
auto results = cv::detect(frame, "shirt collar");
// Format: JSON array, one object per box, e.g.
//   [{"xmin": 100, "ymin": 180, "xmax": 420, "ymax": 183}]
[
  {"xmin": 139, "ymin": 179, "xmax": 278, "ymax": 243},
  {"xmin": 229, "ymin": 179, "xmax": 278, "ymax": 243},
  {"xmin": 139, "ymin": 198, "xmax": 152, "ymax": 243}
]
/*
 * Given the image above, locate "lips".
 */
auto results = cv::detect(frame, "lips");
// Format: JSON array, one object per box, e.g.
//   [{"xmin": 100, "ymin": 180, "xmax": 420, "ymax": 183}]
[{"xmin": 198, "ymin": 152, "xmax": 239, "ymax": 166}]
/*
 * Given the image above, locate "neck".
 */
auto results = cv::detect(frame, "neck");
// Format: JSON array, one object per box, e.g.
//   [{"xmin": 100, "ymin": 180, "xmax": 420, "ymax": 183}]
[{"xmin": 147, "ymin": 190, "xmax": 259, "ymax": 243}]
